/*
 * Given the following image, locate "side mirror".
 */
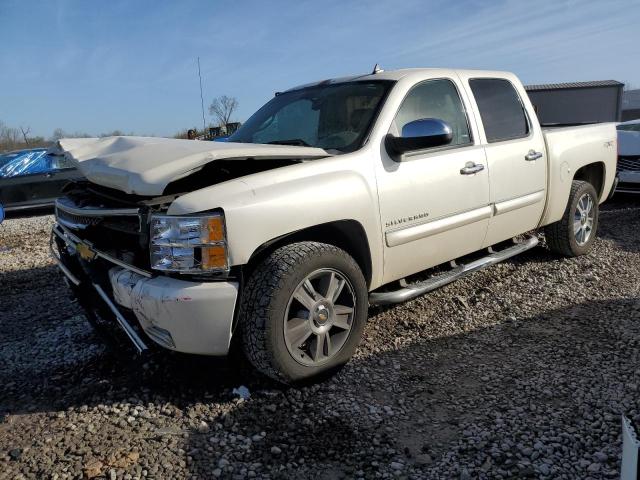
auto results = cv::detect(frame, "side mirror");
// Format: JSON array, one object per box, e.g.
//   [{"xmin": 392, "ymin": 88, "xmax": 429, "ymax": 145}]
[{"xmin": 386, "ymin": 118, "xmax": 453, "ymax": 156}]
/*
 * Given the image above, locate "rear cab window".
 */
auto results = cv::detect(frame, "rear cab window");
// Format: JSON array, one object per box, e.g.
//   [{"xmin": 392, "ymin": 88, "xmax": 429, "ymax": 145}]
[{"xmin": 469, "ymin": 78, "xmax": 529, "ymax": 143}]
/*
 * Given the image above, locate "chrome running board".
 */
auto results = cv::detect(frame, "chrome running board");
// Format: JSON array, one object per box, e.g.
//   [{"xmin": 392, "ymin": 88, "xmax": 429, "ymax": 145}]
[{"xmin": 369, "ymin": 235, "xmax": 539, "ymax": 306}]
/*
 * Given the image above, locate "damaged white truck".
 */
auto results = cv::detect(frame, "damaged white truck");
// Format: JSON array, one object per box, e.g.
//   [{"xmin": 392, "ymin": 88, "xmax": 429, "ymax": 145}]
[{"xmin": 51, "ymin": 68, "xmax": 617, "ymax": 383}]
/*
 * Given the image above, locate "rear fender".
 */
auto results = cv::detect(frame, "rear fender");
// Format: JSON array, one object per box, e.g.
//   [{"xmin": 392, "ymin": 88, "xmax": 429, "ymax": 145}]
[{"xmin": 540, "ymin": 124, "xmax": 616, "ymax": 227}]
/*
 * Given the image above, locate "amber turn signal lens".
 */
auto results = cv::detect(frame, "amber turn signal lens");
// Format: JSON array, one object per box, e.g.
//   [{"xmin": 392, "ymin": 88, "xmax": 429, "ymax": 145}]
[
  {"xmin": 202, "ymin": 245, "xmax": 227, "ymax": 269},
  {"xmin": 207, "ymin": 217, "xmax": 225, "ymax": 242}
]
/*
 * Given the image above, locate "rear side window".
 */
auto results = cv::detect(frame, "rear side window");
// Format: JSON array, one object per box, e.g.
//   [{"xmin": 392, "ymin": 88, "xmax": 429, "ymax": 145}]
[{"xmin": 469, "ymin": 78, "xmax": 529, "ymax": 143}]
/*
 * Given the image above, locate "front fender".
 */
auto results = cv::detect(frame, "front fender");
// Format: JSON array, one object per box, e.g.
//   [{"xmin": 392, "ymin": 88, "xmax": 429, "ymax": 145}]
[{"xmin": 167, "ymin": 158, "xmax": 384, "ymax": 288}]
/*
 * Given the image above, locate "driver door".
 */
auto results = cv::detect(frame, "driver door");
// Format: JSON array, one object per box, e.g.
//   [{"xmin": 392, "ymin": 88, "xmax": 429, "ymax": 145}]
[{"xmin": 375, "ymin": 77, "xmax": 491, "ymax": 284}]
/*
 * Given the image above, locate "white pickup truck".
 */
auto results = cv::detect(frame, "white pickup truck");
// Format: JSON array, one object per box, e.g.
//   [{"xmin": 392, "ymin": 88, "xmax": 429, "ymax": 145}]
[{"xmin": 52, "ymin": 68, "xmax": 617, "ymax": 383}]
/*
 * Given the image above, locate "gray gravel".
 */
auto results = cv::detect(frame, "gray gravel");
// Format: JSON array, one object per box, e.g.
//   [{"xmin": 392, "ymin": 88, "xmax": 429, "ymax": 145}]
[{"xmin": 0, "ymin": 197, "xmax": 639, "ymax": 480}]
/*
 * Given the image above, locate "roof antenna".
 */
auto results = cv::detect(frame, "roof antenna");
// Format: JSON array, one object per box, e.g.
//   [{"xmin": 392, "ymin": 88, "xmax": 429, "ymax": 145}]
[{"xmin": 372, "ymin": 63, "xmax": 384, "ymax": 74}]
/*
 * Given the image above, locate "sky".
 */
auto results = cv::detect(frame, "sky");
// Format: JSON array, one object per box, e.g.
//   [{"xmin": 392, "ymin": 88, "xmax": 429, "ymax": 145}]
[{"xmin": 1, "ymin": 0, "xmax": 639, "ymax": 138}]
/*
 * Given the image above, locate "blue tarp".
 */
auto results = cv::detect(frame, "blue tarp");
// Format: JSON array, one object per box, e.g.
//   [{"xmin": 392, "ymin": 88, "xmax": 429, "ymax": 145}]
[{"xmin": 0, "ymin": 149, "xmax": 53, "ymax": 177}]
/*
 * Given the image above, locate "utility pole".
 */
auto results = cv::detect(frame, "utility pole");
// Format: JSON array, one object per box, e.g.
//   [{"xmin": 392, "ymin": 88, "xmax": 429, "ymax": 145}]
[{"xmin": 197, "ymin": 57, "xmax": 206, "ymax": 132}]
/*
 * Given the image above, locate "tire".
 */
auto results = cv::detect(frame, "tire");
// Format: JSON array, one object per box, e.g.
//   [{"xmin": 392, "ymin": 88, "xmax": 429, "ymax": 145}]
[
  {"xmin": 239, "ymin": 242, "xmax": 368, "ymax": 384},
  {"xmin": 544, "ymin": 180, "xmax": 599, "ymax": 257}
]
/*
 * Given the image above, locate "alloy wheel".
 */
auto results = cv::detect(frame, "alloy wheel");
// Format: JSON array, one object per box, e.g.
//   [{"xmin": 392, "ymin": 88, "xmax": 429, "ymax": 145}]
[
  {"xmin": 574, "ymin": 192, "xmax": 595, "ymax": 246},
  {"xmin": 283, "ymin": 268, "xmax": 356, "ymax": 366}
]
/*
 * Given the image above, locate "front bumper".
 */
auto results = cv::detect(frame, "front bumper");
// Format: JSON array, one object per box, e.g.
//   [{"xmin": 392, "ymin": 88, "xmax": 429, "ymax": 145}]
[
  {"xmin": 109, "ymin": 268, "xmax": 239, "ymax": 355},
  {"xmin": 51, "ymin": 222, "xmax": 239, "ymax": 356}
]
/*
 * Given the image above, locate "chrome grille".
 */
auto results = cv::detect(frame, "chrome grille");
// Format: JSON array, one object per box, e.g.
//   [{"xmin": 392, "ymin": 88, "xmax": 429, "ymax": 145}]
[
  {"xmin": 54, "ymin": 194, "xmax": 150, "ymax": 271},
  {"xmin": 55, "ymin": 197, "xmax": 141, "ymax": 231},
  {"xmin": 55, "ymin": 206, "xmax": 102, "ymax": 230},
  {"xmin": 618, "ymin": 157, "xmax": 640, "ymax": 172}
]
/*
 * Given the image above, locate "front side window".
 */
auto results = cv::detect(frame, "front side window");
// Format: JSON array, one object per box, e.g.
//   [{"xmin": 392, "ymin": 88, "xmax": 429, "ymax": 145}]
[
  {"xmin": 469, "ymin": 78, "xmax": 529, "ymax": 143},
  {"xmin": 229, "ymin": 81, "xmax": 393, "ymax": 153},
  {"xmin": 391, "ymin": 79, "xmax": 472, "ymax": 147}
]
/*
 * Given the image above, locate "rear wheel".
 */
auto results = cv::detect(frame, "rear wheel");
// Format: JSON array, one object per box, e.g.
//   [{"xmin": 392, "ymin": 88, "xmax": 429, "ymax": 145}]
[
  {"xmin": 544, "ymin": 180, "xmax": 599, "ymax": 257},
  {"xmin": 239, "ymin": 242, "xmax": 368, "ymax": 384}
]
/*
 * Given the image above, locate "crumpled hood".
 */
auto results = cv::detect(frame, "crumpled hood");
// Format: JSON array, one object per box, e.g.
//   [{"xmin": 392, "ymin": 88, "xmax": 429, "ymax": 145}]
[{"xmin": 58, "ymin": 136, "xmax": 331, "ymax": 196}]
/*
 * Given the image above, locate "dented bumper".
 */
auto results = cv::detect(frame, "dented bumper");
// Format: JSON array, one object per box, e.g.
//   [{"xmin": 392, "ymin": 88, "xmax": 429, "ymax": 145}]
[
  {"xmin": 51, "ymin": 220, "xmax": 239, "ymax": 355},
  {"xmin": 109, "ymin": 268, "xmax": 239, "ymax": 355}
]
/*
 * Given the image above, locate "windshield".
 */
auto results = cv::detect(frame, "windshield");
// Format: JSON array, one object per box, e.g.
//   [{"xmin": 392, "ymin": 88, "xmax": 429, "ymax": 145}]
[
  {"xmin": 617, "ymin": 122, "xmax": 640, "ymax": 132},
  {"xmin": 228, "ymin": 81, "xmax": 393, "ymax": 152}
]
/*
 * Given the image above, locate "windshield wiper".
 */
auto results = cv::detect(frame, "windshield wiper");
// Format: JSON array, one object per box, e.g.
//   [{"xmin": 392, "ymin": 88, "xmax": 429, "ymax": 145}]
[{"xmin": 267, "ymin": 139, "xmax": 311, "ymax": 147}]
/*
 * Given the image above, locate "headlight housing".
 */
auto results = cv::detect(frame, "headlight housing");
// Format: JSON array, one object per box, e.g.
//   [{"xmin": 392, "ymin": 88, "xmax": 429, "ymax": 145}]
[{"xmin": 149, "ymin": 213, "xmax": 229, "ymax": 273}]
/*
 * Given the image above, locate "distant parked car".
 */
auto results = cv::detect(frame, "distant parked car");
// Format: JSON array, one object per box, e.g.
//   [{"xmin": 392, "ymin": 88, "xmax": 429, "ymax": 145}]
[
  {"xmin": 0, "ymin": 148, "xmax": 45, "ymax": 168},
  {"xmin": 616, "ymin": 119, "xmax": 640, "ymax": 194},
  {"xmin": 0, "ymin": 148, "xmax": 82, "ymax": 212}
]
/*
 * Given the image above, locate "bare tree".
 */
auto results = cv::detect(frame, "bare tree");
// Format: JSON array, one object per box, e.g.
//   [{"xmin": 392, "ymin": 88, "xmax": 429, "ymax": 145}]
[
  {"xmin": 0, "ymin": 120, "xmax": 22, "ymax": 151},
  {"xmin": 50, "ymin": 128, "xmax": 93, "ymax": 141},
  {"xmin": 51, "ymin": 128, "xmax": 66, "ymax": 142},
  {"xmin": 209, "ymin": 95, "xmax": 239, "ymax": 127},
  {"xmin": 100, "ymin": 130, "xmax": 124, "ymax": 137},
  {"xmin": 20, "ymin": 126, "xmax": 31, "ymax": 145}
]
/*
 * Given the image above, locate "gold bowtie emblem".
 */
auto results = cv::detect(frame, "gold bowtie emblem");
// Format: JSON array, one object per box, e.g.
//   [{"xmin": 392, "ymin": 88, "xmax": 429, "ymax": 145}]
[{"xmin": 76, "ymin": 243, "xmax": 96, "ymax": 261}]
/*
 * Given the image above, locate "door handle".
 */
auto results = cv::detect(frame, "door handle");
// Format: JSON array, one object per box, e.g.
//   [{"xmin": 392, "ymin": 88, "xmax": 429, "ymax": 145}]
[
  {"xmin": 525, "ymin": 150, "xmax": 543, "ymax": 161},
  {"xmin": 45, "ymin": 172, "xmax": 54, "ymax": 178},
  {"xmin": 460, "ymin": 162, "xmax": 485, "ymax": 175}
]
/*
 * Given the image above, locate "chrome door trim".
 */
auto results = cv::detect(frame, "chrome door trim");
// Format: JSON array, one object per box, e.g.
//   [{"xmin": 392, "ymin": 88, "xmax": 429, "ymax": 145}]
[
  {"xmin": 493, "ymin": 190, "xmax": 545, "ymax": 216},
  {"xmin": 386, "ymin": 205, "xmax": 492, "ymax": 248}
]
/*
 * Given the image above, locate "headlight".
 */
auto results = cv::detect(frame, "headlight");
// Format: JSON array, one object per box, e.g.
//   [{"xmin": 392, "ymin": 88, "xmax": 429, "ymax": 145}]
[{"xmin": 150, "ymin": 213, "xmax": 229, "ymax": 273}]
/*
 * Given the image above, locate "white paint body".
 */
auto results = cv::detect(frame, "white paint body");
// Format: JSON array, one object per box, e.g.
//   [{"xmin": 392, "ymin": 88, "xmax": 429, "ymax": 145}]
[{"xmin": 58, "ymin": 68, "xmax": 617, "ymax": 355}]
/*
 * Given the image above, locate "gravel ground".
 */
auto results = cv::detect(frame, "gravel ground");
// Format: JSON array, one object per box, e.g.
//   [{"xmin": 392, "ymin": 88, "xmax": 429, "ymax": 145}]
[{"xmin": 0, "ymin": 196, "xmax": 639, "ymax": 480}]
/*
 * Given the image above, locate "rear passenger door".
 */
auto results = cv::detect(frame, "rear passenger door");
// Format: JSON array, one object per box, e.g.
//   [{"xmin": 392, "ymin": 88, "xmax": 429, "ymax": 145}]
[{"xmin": 462, "ymin": 76, "xmax": 547, "ymax": 246}]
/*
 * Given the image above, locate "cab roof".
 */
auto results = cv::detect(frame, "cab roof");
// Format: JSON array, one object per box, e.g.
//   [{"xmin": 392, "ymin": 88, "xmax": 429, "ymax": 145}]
[{"xmin": 285, "ymin": 68, "xmax": 514, "ymax": 92}]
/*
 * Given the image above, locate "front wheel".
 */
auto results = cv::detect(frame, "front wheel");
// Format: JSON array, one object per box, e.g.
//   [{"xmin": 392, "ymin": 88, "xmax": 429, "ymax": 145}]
[
  {"xmin": 544, "ymin": 180, "xmax": 599, "ymax": 257},
  {"xmin": 239, "ymin": 242, "xmax": 368, "ymax": 384}
]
